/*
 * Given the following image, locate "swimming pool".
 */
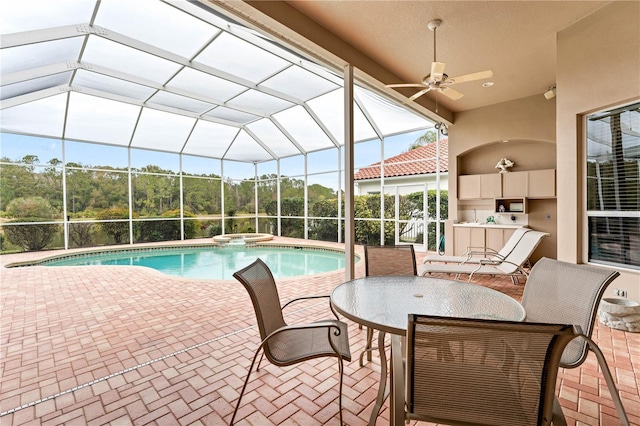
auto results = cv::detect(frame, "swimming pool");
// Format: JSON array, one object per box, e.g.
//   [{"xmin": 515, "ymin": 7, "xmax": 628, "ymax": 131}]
[{"xmin": 39, "ymin": 245, "xmax": 353, "ymax": 280}]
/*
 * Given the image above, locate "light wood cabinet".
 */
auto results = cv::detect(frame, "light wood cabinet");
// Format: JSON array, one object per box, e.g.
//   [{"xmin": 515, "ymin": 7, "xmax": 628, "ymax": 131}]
[
  {"xmin": 502, "ymin": 171, "xmax": 528, "ymax": 197},
  {"xmin": 458, "ymin": 175, "xmax": 480, "ymax": 200},
  {"xmin": 480, "ymin": 173, "xmax": 502, "ymax": 199},
  {"xmin": 502, "ymin": 169, "xmax": 556, "ymax": 198},
  {"xmin": 528, "ymin": 169, "xmax": 556, "ymax": 197},
  {"xmin": 451, "ymin": 226, "xmax": 524, "ymax": 256},
  {"xmin": 459, "ymin": 169, "xmax": 555, "ymax": 200},
  {"xmin": 459, "ymin": 173, "xmax": 502, "ymax": 200},
  {"xmin": 453, "ymin": 226, "xmax": 485, "ymax": 255},
  {"xmin": 485, "ymin": 228, "xmax": 516, "ymax": 252}
]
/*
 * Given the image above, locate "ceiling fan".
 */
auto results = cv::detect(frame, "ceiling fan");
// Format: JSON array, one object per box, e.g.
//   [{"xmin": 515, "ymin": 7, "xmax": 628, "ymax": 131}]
[{"xmin": 386, "ymin": 19, "xmax": 493, "ymax": 107}]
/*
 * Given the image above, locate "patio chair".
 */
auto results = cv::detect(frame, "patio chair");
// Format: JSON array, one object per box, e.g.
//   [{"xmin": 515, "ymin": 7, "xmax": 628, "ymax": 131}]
[
  {"xmin": 418, "ymin": 230, "xmax": 549, "ymax": 284},
  {"xmin": 230, "ymin": 258, "xmax": 352, "ymax": 425},
  {"xmin": 364, "ymin": 244, "xmax": 418, "ymax": 276},
  {"xmin": 395, "ymin": 314, "xmax": 578, "ymax": 426},
  {"xmin": 360, "ymin": 244, "xmax": 417, "ymax": 365},
  {"xmin": 521, "ymin": 257, "xmax": 629, "ymax": 425},
  {"xmin": 422, "ymin": 227, "xmax": 532, "ymax": 265}
]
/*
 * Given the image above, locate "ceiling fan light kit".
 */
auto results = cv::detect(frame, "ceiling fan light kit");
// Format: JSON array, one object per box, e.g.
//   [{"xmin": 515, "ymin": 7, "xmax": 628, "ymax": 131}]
[{"xmin": 386, "ymin": 18, "xmax": 493, "ymax": 109}]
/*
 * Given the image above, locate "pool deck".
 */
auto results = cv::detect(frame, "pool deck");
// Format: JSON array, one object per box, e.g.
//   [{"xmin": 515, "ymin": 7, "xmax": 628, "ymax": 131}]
[{"xmin": 1, "ymin": 237, "xmax": 638, "ymax": 425}]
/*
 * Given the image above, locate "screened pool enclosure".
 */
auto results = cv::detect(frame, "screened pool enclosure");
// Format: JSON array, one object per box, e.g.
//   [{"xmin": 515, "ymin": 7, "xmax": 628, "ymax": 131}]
[{"xmin": 0, "ymin": 0, "xmax": 447, "ymax": 254}]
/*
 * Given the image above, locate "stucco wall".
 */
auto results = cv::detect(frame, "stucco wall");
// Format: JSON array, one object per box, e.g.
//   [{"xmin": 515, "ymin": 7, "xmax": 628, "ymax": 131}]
[
  {"xmin": 449, "ymin": 95, "xmax": 556, "ymax": 221},
  {"xmin": 556, "ymin": 1, "xmax": 640, "ymax": 300},
  {"xmin": 447, "ymin": 2, "xmax": 639, "ymax": 300},
  {"xmin": 449, "ymin": 95, "xmax": 557, "ymax": 262}
]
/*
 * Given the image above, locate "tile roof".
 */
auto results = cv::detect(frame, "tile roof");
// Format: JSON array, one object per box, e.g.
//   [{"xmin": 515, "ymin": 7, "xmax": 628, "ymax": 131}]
[{"xmin": 354, "ymin": 138, "xmax": 448, "ymax": 181}]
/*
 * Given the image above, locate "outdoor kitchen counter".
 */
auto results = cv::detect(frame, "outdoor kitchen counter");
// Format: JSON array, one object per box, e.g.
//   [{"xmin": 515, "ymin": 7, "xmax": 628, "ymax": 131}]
[
  {"xmin": 453, "ymin": 223, "xmax": 528, "ymax": 228},
  {"xmin": 446, "ymin": 223, "xmax": 529, "ymax": 255}
]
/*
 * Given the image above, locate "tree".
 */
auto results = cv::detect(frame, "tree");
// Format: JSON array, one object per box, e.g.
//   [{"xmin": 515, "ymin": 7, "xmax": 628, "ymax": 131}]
[
  {"xmin": 66, "ymin": 165, "xmax": 94, "ymax": 214},
  {"xmin": 237, "ymin": 179, "xmax": 256, "ymax": 212},
  {"xmin": 280, "ymin": 176, "xmax": 305, "ymax": 199},
  {"xmin": 183, "ymin": 177, "xmax": 221, "ymax": 215},
  {"xmin": 89, "ymin": 168, "xmax": 128, "ymax": 210},
  {"xmin": 407, "ymin": 129, "xmax": 436, "ymax": 150},
  {"xmin": 0, "ymin": 159, "xmax": 39, "ymax": 211},
  {"xmin": 132, "ymin": 166, "xmax": 178, "ymax": 216}
]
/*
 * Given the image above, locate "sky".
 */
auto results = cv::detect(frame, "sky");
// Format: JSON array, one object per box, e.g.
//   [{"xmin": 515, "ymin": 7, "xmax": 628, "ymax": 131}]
[{"xmin": 0, "ymin": 128, "xmax": 432, "ymax": 187}]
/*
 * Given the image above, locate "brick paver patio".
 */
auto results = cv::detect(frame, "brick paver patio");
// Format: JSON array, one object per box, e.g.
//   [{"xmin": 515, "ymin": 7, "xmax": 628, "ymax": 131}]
[{"xmin": 1, "ymin": 237, "xmax": 638, "ymax": 425}]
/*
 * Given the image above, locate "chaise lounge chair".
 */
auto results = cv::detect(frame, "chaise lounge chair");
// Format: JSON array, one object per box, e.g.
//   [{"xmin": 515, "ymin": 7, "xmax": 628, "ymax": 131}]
[
  {"xmin": 418, "ymin": 230, "xmax": 549, "ymax": 284},
  {"xmin": 422, "ymin": 227, "xmax": 532, "ymax": 265}
]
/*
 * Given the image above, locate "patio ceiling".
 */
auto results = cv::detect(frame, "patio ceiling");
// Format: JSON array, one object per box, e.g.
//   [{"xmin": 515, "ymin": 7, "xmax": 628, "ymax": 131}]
[
  {"xmin": 256, "ymin": 0, "xmax": 611, "ymax": 114},
  {"xmin": 0, "ymin": 0, "xmax": 432, "ymax": 163}
]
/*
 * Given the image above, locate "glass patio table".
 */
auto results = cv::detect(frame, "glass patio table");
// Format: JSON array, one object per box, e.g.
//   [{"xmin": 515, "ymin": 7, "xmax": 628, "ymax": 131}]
[{"xmin": 330, "ymin": 276, "xmax": 526, "ymax": 426}]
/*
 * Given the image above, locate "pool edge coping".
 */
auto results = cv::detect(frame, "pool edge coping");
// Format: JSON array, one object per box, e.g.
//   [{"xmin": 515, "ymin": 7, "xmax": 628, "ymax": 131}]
[{"xmin": 4, "ymin": 240, "xmax": 361, "ymax": 271}]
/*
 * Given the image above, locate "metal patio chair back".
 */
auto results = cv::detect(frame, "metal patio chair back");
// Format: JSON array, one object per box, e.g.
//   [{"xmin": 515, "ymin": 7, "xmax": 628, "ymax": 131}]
[
  {"xmin": 521, "ymin": 257, "xmax": 628, "ymax": 424},
  {"xmin": 360, "ymin": 244, "xmax": 417, "ymax": 366},
  {"xmin": 365, "ymin": 244, "xmax": 417, "ymax": 276},
  {"xmin": 230, "ymin": 258, "xmax": 352, "ymax": 425},
  {"xmin": 522, "ymin": 257, "xmax": 620, "ymax": 367},
  {"xmin": 403, "ymin": 314, "xmax": 576, "ymax": 426}
]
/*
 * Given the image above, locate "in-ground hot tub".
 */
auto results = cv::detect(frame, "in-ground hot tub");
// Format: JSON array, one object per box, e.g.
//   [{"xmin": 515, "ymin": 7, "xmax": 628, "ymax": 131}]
[{"xmin": 212, "ymin": 233, "xmax": 274, "ymax": 245}]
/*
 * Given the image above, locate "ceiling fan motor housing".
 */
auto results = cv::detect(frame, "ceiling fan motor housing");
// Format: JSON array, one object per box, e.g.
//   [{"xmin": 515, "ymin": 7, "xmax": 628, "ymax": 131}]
[{"xmin": 423, "ymin": 73, "xmax": 448, "ymax": 85}]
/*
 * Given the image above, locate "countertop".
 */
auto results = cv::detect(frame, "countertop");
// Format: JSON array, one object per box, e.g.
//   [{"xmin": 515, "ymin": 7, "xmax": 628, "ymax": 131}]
[{"xmin": 453, "ymin": 223, "xmax": 527, "ymax": 229}]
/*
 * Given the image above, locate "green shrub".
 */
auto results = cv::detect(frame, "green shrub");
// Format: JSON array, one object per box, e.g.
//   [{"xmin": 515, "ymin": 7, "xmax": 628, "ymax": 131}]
[
  {"xmin": 309, "ymin": 199, "xmax": 339, "ymax": 241},
  {"xmin": 206, "ymin": 223, "xmax": 222, "ymax": 237},
  {"xmin": 69, "ymin": 222, "xmax": 95, "ymax": 248},
  {"xmin": 138, "ymin": 210, "xmax": 199, "ymax": 242},
  {"xmin": 3, "ymin": 197, "xmax": 57, "ymax": 251},
  {"xmin": 6, "ymin": 196, "xmax": 53, "ymax": 219},
  {"xmin": 96, "ymin": 207, "xmax": 137, "ymax": 244},
  {"xmin": 181, "ymin": 214, "xmax": 199, "ymax": 239},
  {"xmin": 4, "ymin": 218, "xmax": 59, "ymax": 251}
]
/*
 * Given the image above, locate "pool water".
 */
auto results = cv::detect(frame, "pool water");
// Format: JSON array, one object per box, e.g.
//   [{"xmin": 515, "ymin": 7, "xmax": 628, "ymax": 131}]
[{"xmin": 43, "ymin": 246, "xmax": 350, "ymax": 280}]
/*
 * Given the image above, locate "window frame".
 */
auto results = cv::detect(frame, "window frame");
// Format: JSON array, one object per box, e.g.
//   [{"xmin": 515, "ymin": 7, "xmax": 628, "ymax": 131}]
[{"xmin": 584, "ymin": 100, "xmax": 640, "ymax": 271}]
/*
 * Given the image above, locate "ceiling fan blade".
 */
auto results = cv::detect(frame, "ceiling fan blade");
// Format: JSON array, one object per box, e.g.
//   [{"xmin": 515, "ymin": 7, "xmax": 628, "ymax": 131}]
[
  {"xmin": 430, "ymin": 61, "xmax": 446, "ymax": 81},
  {"xmin": 405, "ymin": 88, "xmax": 432, "ymax": 103},
  {"xmin": 448, "ymin": 70, "xmax": 493, "ymax": 85},
  {"xmin": 440, "ymin": 86, "xmax": 464, "ymax": 100},
  {"xmin": 386, "ymin": 83, "xmax": 429, "ymax": 88}
]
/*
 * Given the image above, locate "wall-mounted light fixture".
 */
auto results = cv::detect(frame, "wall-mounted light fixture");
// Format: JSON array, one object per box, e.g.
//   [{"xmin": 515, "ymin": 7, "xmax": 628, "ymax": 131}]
[
  {"xmin": 435, "ymin": 122, "xmax": 448, "ymax": 135},
  {"xmin": 544, "ymin": 85, "xmax": 556, "ymax": 100}
]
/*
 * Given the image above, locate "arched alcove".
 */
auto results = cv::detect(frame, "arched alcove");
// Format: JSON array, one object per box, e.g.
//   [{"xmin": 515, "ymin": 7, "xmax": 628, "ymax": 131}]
[{"xmin": 457, "ymin": 139, "xmax": 555, "ymax": 175}]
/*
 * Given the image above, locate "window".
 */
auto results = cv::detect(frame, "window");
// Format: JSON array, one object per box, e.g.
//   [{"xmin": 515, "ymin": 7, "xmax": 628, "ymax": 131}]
[{"xmin": 586, "ymin": 101, "xmax": 640, "ymax": 269}]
